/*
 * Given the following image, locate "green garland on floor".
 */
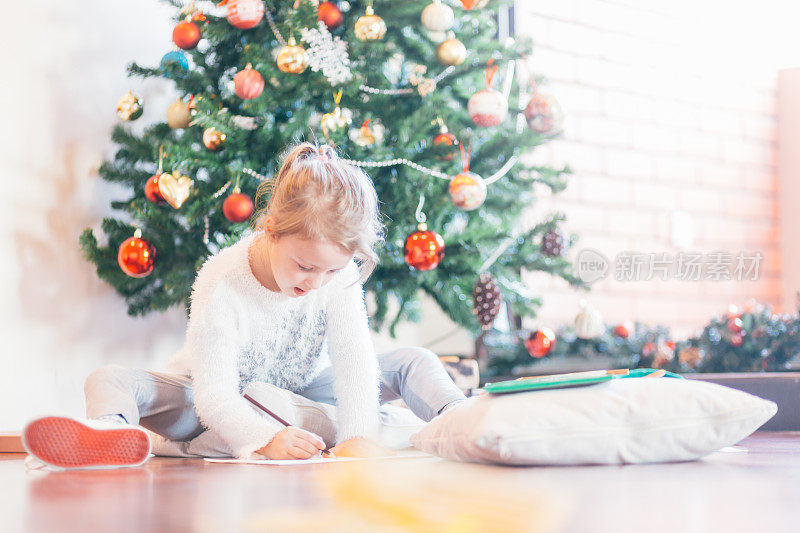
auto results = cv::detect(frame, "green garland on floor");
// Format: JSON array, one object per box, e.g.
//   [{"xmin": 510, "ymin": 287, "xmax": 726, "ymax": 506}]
[{"xmin": 484, "ymin": 302, "xmax": 800, "ymax": 378}]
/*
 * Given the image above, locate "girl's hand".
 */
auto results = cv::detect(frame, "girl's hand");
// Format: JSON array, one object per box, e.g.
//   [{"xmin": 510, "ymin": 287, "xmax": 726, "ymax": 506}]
[
  {"xmin": 256, "ymin": 426, "xmax": 327, "ymax": 460},
  {"xmin": 327, "ymin": 436, "xmax": 397, "ymax": 458}
]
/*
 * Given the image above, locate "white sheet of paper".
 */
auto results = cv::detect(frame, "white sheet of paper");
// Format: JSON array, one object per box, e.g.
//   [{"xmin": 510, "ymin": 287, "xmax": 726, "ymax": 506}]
[
  {"xmin": 204, "ymin": 451, "xmax": 430, "ymax": 466},
  {"xmin": 719, "ymin": 446, "xmax": 748, "ymax": 453}
]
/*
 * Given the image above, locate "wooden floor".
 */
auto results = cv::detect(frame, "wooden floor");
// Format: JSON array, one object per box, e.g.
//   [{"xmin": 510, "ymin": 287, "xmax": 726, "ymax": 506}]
[{"xmin": 3, "ymin": 432, "xmax": 800, "ymax": 533}]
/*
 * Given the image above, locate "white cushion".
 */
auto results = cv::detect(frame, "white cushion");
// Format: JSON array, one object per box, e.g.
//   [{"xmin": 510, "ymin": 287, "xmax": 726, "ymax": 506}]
[{"xmin": 409, "ymin": 378, "xmax": 777, "ymax": 465}]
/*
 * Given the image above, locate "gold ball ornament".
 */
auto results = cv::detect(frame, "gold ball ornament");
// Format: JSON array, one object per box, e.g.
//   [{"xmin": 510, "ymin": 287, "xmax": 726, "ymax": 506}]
[
  {"xmin": 166, "ymin": 98, "xmax": 192, "ymax": 129},
  {"xmin": 437, "ymin": 36, "xmax": 467, "ymax": 66},
  {"xmin": 116, "ymin": 90, "xmax": 143, "ymax": 121},
  {"xmin": 421, "ymin": 0, "xmax": 454, "ymax": 32},
  {"xmin": 277, "ymin": 36, "xmax": 308, "ymax": 74},
  {"xmin": 354, "ymin": 6, "xmax": 387, "ymax": 41},
  {"xmin": 448, "ymin": 172, "xmax": 487, "ymax": 211},
  {"xmin": 157, "ymin": 170, "xmax": 193, "ymax": 209},
  {"xmin": 202, "ymin": 128, "xmax": 226, "ymax": 151}
]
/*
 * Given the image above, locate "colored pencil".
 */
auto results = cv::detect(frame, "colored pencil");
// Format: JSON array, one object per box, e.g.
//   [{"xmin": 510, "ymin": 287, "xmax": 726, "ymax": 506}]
[{"xmin": 243, "ymin": 394, "xmax": 331, "ymax": 454}]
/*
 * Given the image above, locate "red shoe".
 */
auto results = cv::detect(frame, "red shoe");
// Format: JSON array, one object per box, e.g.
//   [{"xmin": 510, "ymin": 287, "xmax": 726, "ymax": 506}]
[{"xmin": 22, "ymin": 416, "xmax": 151, "ymax": 470}]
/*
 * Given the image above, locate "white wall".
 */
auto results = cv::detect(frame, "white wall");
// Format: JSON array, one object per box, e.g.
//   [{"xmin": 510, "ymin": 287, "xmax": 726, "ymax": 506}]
[
  {"xmin": 778, "ymin": 68, "xmax": 800, "ymax": 313},
  {"xmin": 1, "ymin": 1, "xmax": 186, "ymax": 430},
  {"xmin": 516, "ymin": 0, "xmax": 798, "ymax": 337}
]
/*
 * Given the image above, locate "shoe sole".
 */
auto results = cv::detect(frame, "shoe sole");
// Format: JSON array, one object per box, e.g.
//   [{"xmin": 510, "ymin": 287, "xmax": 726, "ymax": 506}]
[{"xmin": 22, "ymin": 416, "xmax": 150, "ymax": 469}]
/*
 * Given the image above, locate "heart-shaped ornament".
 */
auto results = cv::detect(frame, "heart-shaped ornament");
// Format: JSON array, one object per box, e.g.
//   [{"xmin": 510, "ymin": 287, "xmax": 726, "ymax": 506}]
[{"xmin": 158, "ymin": 171, "xmax": 193, "ymax": 209}]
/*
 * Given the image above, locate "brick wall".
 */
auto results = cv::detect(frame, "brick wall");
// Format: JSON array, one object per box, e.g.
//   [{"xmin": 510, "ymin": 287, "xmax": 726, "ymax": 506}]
[{"xmin": 514, "ymin": 0, "xmax": 782, "ymax": 337}]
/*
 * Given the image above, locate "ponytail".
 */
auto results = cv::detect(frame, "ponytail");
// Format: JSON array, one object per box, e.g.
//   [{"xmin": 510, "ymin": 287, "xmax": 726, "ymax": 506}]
[{"xmin": 251, "ymin": 142, "xmax": 384, "ymax": 282}]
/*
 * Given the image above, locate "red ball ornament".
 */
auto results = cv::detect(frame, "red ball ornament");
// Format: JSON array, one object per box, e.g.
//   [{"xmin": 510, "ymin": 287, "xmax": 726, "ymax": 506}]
[
  {"xmin": 226, "ymin": 0, "xmax": 264, "ymax": 29},
  {"xmin": 613, "ymin": 321, "xmax": 633, "ymax": 338},
  {"xmin": 234, "ymin": 63, "xmax": 265, "ymax": 99},
  {"xmin": 642, "ymin": 342, "xmax": 657, "ymax": 357},
  {"xmin": 318, "ymin": 2, "xmax": 343, "ymax": 29},
  {"xmin": 404, "ymin": 223, "xmax": 445, "ymax": 271},
  {"xmin": 525, "ymin": 328, "xmax": 556, "ymax": 358},
  {"xmin": 117, "ymin": 230, "xmax": 156, "ymax": 278},
  {"xmin": 728, "ymin": 317, "xmax": 744, "ymax": 333},
  {"xmin": 144, "ymin": 174, "xmax": 166, "ymax": 204},
  {"xmin": 524, "ymin": 92, "xmax": 562, "ymax": 135},
  {"xmin": 432, "ymin": 118, "xmax": 458, "ymax": 160},
  {"xmin": 223, "ymin": 190, "xmax": 255, "ymax": 223},
  {"xmin": 172, "ymin": 20, "xmax": 201, "ymax": 50},
  {"xmin": 731, "ymin": 333, "xmax": 744, "ymax": 347},
  {"xmin": 433, "ymin": 131, "xmax": 458, "ymax": 153},
  {"xmin": 433, "ymin": 131, "xmax": 457, "ymax": 160}
]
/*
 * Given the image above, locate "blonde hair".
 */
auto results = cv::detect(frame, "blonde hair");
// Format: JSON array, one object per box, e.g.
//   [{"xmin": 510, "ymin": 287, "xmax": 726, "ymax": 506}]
[{"xmin": 252, "ymin": 142, "xmax": 384, "ymax": 281}]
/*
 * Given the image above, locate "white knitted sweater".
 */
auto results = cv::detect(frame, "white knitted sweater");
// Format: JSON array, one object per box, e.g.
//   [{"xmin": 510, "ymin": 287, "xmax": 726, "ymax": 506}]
[{"xmin": 165, "ymin": 232, "xmax": 381, "ymax": 458}]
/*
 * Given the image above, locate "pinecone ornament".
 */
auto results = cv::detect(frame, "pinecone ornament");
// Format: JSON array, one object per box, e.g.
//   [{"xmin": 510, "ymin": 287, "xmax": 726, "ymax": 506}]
[
  {"xmin": 472, "ymin": 273, "xmax": 503, "ymax": 330},
  {"xmin": 541, "ymin": 228, "xmax": 566, "ymax": 258}
]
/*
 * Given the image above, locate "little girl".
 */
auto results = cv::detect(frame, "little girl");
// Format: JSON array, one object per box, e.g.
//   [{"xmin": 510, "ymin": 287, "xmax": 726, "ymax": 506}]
[{"xmin": 23, "ymin": 142, "xmax": 467, "ymax": 468}]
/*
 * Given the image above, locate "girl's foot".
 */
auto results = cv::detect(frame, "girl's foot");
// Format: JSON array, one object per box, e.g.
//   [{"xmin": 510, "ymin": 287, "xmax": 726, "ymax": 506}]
[{"xmin": 22, "ymin": 416, "xmax": 151, "ymax": 470}]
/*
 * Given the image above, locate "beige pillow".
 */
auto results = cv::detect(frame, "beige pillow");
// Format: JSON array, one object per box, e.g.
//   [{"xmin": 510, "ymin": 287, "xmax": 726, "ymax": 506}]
[{"xmin": 409, "ymin": 378, "xmax": 777, "ymax": 465}]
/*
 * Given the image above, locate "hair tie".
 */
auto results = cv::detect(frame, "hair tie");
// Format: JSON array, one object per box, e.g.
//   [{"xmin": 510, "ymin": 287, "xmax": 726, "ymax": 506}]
[{"xmin": 316, "ymin": 152, "xmax": 329, "ymax": 162}]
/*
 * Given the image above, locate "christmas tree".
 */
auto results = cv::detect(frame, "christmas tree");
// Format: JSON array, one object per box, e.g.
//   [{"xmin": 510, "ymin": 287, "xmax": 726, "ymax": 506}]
[{"xmin": 81, "ymin": 0, "xmax": 583, "ymax": 336}]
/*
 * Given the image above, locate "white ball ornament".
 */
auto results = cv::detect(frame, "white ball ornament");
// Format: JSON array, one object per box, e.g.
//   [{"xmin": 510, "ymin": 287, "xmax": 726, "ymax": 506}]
[
  {"xmin": 226, "ymin": 0, "xmax": 264, "ymax": 30},
  {"xmin": 421, "ymin": 0, "xmax": 454, "ymax": 32},
  {"xmin": 468, "ymin": 59, "xmax": 508, "ymax": 127},
  {"xmin": 448, "ymin": 172, "xmax": 487, "ymax": 211},
  {"xmin": 468, "ymin": 89, "xmax": 508, "ymax": 127}
]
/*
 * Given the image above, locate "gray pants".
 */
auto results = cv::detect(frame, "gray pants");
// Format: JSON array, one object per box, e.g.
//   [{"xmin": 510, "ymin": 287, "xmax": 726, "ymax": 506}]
[{"xmin": 84, "ymin": 346, "xmax": 467, "ymax": 443}]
